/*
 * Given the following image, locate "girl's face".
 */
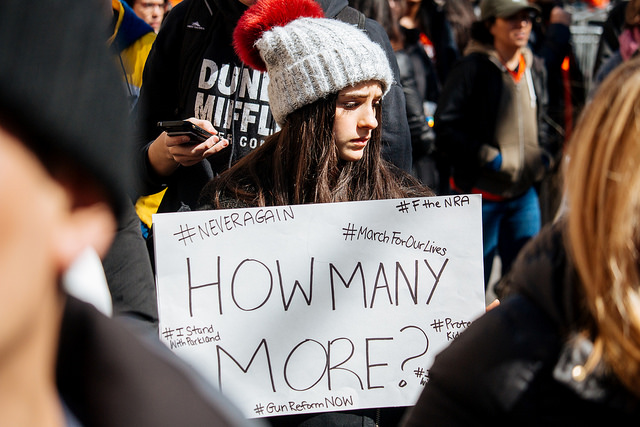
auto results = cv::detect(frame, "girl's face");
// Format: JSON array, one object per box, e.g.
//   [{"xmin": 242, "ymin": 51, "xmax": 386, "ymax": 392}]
[{"xmin": 333, "ymin": 81, "xmax": 382, "ymax": 162}]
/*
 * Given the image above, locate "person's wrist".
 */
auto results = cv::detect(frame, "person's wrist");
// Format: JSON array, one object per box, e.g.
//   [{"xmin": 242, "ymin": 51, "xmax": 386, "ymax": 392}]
[{"xmin": 149, "ymin": 134, "xmax": 179, "ymax": 176}]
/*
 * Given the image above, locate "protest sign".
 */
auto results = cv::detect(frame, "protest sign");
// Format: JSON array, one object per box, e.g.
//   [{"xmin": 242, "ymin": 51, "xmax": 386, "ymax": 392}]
[{"xmin": 153, "ymin": 195, "xmax": 485, "ymax": 418}]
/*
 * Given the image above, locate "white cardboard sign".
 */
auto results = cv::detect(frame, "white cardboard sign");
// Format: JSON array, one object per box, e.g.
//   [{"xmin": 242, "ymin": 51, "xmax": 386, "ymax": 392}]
[{"xmin": 153, "ymin": 195, "xmax": 485, "ymax": 419}]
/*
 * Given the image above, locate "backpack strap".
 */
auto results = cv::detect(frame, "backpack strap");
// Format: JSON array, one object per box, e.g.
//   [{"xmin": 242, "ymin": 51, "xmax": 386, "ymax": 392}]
[{"xmin": 335, "ymin": 6, "xmax": 366, "ymax": 30}]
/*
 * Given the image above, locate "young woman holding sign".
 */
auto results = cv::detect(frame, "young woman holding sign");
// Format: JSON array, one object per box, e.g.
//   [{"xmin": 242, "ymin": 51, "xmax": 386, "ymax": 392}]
[
  {"xmin": 197, "ymin": 0, "xmax": 432, "ymax": 212},
  {"xmin": 197, "ymin": 0, "xmax": 432, "ymax": 425}
]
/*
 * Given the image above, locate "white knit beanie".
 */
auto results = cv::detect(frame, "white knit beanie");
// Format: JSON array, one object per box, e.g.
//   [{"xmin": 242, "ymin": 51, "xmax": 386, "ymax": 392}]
[{"xmin": 234, "ymin": 0, "xmax": 394, "ymax": 126}]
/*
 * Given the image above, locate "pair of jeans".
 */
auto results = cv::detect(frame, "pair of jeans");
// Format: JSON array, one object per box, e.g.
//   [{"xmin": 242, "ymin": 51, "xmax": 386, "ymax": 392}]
[{"xmin": 481, "ymin": 187, "xmax": 541, "ymax": 288}]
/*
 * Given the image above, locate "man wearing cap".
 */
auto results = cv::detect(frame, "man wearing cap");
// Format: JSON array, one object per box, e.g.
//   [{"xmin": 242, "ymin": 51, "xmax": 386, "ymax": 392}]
[
  {"xmin": 0, "ymin": 0, "xmax": 262, "ymax": 425},
  {"xmin": 433, "ymin": 0, "xmax": 558, "ymax": 292}
]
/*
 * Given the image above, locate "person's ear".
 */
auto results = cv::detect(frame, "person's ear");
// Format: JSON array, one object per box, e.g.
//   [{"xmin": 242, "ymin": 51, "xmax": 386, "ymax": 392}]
[
  {"xmin": 52, "ymin": 201, "xmax": 116, "ymax": 275},
  {"xmin": 487, "ymin": 19, "xmax": 496, "ymax": 36}
]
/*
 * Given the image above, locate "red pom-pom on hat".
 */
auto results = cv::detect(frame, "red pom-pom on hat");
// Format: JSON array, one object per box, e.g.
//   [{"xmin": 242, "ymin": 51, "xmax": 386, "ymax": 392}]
[{"xmin": 233, "ymin": 0, "xmax": 325, "ymax": 71}]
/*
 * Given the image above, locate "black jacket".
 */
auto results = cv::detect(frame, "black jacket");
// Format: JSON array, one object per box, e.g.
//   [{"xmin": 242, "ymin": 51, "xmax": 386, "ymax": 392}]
[
  {"xmin": 594, "ymin": 1, "xmax": 629, "ymax": 77},
  {"xmin": 401, "ymin": 222, "xmax": 640, "ymax": 426},
  {"xmin": 434, "ymin": 43, "xmax": 560, "ymax": 198},
  {"xmin": 136, "ymin": 0, "xmax": 412, "ymax": 215},
  {"xmin": 137, "ymin": 0, "xmax": 262, "ymax": 214},
  {"xmin": 102, "ymin": 196, "xmax": 158, "ymax": 331},
  {"xmin": 56, "ymin": 296, "xmax": 261, "ymax": 426},
  {"xmin": 394, "ymin": 49, "xmax": 440, "ymax": 191}
]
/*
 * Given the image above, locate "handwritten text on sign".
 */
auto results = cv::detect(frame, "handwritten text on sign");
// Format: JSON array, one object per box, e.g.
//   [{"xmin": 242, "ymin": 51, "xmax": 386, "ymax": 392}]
[{"xmin": 153, "ymin": 195, "xmax": 485, "ymax": 418}]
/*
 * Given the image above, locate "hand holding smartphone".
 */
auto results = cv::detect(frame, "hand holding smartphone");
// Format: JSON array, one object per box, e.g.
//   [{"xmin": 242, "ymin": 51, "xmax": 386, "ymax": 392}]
[
  {"xmin": 157, "ymin": 120, "xmax": 213, "ymax": 143},
  {"xmin": 149, "ymin": 119, "xmax": 228, "ymax": 175}
]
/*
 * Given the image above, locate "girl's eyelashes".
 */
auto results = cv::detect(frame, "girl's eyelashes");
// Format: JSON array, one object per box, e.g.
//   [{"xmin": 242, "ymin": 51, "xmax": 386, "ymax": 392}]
[{"xmin": 339, "ymin": 99, "xmax": 382, "ymax": 110}]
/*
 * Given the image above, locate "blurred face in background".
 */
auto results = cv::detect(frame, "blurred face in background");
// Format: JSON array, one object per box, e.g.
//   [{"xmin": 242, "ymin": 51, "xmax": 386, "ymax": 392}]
[
  {"xmin": 0, "ymin": 120, "xmax": 118, "ymax": 427},
  {"xmin": 0, "ymin": 126, "xmax": 66, "ymax": 358},
  {"xmin": 0, "ymin": 123, "xmax": 115, "ymax": 366},
  {"xmin": 490, "ymin": 9, "xmax": 533, "ymax": 51},
  {"xmin": 388, "ymin": 0, "xmax": 406, "ymax": 20},
  {"xmin": 132, "ymin": 0, "xmax": 165, "ymax": 33}
]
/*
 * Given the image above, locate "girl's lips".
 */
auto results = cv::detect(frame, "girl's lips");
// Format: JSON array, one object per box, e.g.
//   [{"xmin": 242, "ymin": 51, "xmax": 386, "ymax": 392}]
[{"xmin": 350, "ymin": 138, "xmax": 368, "ymax": 148}]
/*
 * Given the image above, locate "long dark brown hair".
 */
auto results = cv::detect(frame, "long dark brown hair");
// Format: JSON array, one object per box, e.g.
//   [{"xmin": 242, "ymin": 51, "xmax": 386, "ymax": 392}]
[{"xmin": 199, "ymin": 87, "xmax": 431, "ymax": 209}]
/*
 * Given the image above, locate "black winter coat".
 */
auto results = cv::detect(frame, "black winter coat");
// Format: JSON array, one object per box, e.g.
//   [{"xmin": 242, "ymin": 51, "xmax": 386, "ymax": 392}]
[
  {"xmin": 57, "ymin": 296, "xmax": 261, "ymax": 426},
  {"xmin": 401, "ymin": 222, "xmax": 640, "ymax": 426}
]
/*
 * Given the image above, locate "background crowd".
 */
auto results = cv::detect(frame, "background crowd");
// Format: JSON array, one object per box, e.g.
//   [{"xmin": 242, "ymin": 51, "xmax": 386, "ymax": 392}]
[{"xmin": 3, "ymin": 0, "xmax": 640, "ymax": 425}]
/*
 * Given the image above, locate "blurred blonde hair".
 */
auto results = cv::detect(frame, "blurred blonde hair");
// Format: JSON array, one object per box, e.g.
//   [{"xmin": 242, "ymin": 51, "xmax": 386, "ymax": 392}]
[{"xmin": 565, "ymin": 56, "xmax": 640, "ymax": 395}]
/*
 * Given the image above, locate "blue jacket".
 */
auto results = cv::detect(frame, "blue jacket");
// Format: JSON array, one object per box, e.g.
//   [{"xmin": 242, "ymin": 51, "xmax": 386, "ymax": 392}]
[{"xmin": 109, "ymin": 0, "xmax": 156, "ymax": 111}]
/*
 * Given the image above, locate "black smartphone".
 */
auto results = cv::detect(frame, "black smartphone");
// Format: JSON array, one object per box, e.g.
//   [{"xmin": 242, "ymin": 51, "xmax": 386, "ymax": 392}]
[{"xmin": 157, "ymin": 120, "xmax": 213, "ymax": 143}]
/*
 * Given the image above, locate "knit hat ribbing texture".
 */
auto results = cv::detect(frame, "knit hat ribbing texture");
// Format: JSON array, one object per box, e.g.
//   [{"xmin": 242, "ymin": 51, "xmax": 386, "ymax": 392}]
[{"xmin": 234, "ymin": 0, "xmax": 394, "ymax": 126}]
